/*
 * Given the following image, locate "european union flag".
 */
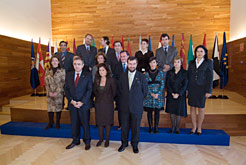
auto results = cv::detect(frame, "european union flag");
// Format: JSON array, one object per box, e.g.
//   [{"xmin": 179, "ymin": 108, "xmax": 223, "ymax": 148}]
[
  {"xmin": 148, "ymin": 35, "xmax": 151, "ymax": 51},
  {"xmin": 30, "ymin": 40, "xmax": 40, "ymax": 89},
  {"xmin": 220, "ymin": 32, "xmax": 228, "ymax": 89},
  {"xmin": 172, "ymin": 34, "xmax": 175, "ymax": 47}
]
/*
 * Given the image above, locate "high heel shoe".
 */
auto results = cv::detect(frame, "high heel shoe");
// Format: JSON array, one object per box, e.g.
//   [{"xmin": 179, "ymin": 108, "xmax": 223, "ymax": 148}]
[
  {"xmin": 189, "ymin": 129, "xmax": 196, "ymax": 135},
  {"xmin": 96, "ymin": 140, "xmax": 103, "ymax": 147},
  {"xmin": 104, "ymin": 140, "xmax": 109, "ymax": 147},
  {"xmin": 197, "ymin": 131, "xmax": 202, "ymax": 136}
]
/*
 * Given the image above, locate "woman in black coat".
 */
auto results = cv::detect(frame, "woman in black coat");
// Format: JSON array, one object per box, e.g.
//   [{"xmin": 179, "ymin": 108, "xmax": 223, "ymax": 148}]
[
  {"xmin": 187, "ymin": 45, "xmax": 213, "ymax": 135},
  {"xmin": 166, "ymin": 56, "xmax": 188, "ymax": 134},
  {"xmin": 135, "ymin": 38, "xmax": 154, "ymax": 73},
  {"xmin": 93, "ymin": 63, "xmax": 117, "ymax": 147}
]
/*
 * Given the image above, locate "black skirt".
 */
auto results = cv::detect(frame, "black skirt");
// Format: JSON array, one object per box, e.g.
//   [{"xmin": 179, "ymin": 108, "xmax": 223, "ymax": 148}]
[{"xmin": 188, "ymin": 84, "xmax": 206, "ymax": 108}]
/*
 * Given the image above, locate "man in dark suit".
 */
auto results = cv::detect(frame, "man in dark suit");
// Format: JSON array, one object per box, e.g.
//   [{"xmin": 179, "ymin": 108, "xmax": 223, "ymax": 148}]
[
  {"xmin": 156, "ymin": 33, "xmax": 178, "ymax": 74},
  {"xmin": 107, "ymin": 41, "xmax": 122, "ymax": 79},
  {"xmin": 98, "ymin": 36, "xmax": 115, "ymax": 58},
  {"xmin": 115, "ymin": 50, "xmax": 129, "ymax": 130},
  {"xmin": 76, "ymin": 34, "xmax": 97, "ymax": 71},
  {"xmin": 118, "ymin": 55, "xmax": 148, "ymax": 154},
  {"xmin": 65, "ymin": 56, "xmax": 92, "ymax": 151},
  {"xmin": 55, "ymin": 41, "xmax": 74, "ymax": 73}
]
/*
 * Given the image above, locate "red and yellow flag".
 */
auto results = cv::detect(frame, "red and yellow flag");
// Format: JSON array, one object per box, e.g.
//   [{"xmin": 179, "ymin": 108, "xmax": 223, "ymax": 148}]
[
  {"xmin": 44, "ymin": 42, "xmax": 50, "ymax": 70},
  {"xmin": 36, "ymin": 38, "xmax": 45, "ymax": 87},
  {"xmin": 180, "ymin": 33, "xmax": 186, "ymax": 69},
  {"xmin": 121, "ymin": 35, "xmax": 124, "ymax": 50}
]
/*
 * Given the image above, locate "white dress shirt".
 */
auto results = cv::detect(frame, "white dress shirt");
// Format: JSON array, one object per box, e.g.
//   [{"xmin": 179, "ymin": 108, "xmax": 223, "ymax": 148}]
[
  {"xmin": 128, "ymin": 70, "xmax": 136, "ymax": 90},
  {"xmin": 196, "ymin": 58, "xmax": 204, "ymax": 68}
]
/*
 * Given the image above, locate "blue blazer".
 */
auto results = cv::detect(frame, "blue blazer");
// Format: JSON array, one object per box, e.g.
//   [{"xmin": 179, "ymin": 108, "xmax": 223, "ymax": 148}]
[
  {"xmin": 65, "ymin": 70, "xmax": 92, "ymax": 111},
  {"xmin": 118, "ymin": 70, "xmax": 148, "ymax": 114}
]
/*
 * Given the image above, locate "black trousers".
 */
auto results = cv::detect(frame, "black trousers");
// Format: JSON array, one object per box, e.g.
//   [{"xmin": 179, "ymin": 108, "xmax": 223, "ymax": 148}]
[
  {"xmin": 70, "ymin": 108, "xmax": 91, "ymax": 144},
  {"xmin": 121, "ymin": 110, "xmax": 142, "ymax": 147}
]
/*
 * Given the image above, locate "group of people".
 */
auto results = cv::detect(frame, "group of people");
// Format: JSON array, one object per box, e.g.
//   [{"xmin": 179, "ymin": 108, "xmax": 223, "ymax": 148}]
[{"xmin": 44, "ymin": 33, "xmax": 213, "ymax": 154}]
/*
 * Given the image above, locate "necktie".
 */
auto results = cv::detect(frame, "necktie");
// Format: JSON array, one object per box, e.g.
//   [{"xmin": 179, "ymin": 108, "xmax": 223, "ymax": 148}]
[
  {"xmin": 117, "ymin": 53, "xmax": 120, "ymax": 61},
  {"xmin": 123, "ymin": 63, "xmax": 126, "ymax": 72},
  {"xmin": 129, "ymin": 73, "xmax": 133, "ymax": 90},
  {"xmin": 164, "ymin": 47, "xmax": 167, "ymax": 53},
  {"xmin": 103, "ymin": 47, "xmax": 106, "ymax": 53},
  {"xmin": 75, "ymin": 73, "xmax": 80, "ymax": 87},
  {"xmin": 61, "ymin": 52, "xmax": 65, "ymax": 64},
  {"xmin": 86, "ymin": 46, "xmax": 90, "ymax": 53}
]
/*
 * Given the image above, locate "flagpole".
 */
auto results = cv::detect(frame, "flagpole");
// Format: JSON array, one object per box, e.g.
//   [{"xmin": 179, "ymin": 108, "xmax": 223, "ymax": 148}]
[{"xmin": 218, "ymin": 63, "xmax": 229, "ymax": 99}]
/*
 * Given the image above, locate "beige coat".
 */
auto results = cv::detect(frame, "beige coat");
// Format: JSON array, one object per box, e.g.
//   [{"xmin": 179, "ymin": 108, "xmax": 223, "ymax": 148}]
[{"xmin": 45, "ymin": 68, "xmax": 66, "ymax": 112}]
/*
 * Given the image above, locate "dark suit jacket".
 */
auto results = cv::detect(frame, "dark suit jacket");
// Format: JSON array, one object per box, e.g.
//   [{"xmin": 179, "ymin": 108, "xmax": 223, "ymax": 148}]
[
  {"xmin": 65, "ymin": 70, "xmax": 93, "ymax": 111},
  {"xmin": 118, "ymin": 70, "xmax": 148, "ymax": 114},
  {"xmin": 187, "ymin": 59, "xmax": 213, "ymax": 93},
  {"xmin": 93, "ymin": 77, "xmax": 117, "ymax": 104},
  {"xmin": 156, "ymin": 46, "xmax": 177, "ymax": 71},
  {"xmin": 55, "ymin": 51, "xmax": 74, "ymax": 72},
  {"xmin": 76, "ymin": 44, "xmax": 97, "ymax": 68},
  {"xmin": 107, "ymin": 52, "xmax": 122, "ymax": 80},
  {"xmin": 98, "ymin": 47, "xmax": 115, "ymax": 59},
  {"xmin": 135, "ymin": 50, "xmax": 154, "ymax": 73}
]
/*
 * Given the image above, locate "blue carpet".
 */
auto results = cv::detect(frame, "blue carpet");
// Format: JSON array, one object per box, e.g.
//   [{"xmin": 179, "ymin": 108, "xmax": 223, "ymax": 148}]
[{"xmin": 0, "ymin": 122, "xmax": 230, "ymax": 146}]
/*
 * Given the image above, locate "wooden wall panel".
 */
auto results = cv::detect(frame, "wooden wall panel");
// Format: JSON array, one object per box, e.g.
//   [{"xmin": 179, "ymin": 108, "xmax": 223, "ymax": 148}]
[
  {"xmin": 0, "ymin": 35, "xmax": 50, "ymax": 107},
  {"xmin": 51, "ymin": 0, "xmax": 230, "ymax": 58},
  {"xmin": 226, "ymin": 38, "xmax": 246, "ymax": 97}
]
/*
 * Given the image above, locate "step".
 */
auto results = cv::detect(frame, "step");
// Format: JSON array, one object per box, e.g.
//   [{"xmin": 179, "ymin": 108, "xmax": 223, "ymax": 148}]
[{"xmin": 0, "ymin": 121, "xmax": 230, "ymax": 146}]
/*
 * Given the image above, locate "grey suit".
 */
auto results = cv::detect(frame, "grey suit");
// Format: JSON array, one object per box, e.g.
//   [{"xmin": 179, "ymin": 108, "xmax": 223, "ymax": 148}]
[
  {"xmin": 76, "ymin": 44, "xmax": 97, "ymax": 69},
  {"xmin": 156, "ymin": 46, "xmax": 178, "ymax": 72}
]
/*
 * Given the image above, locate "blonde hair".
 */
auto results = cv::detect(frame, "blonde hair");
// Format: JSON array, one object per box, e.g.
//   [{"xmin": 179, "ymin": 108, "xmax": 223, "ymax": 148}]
[{"xmin": 173, "ymin": 56, "xmax": 183, "ymax": 64}]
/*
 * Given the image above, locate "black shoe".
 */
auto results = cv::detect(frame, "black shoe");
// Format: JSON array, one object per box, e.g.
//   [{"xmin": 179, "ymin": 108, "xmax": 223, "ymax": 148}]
[
  {"xmin": 96, "ymin": 140, "xmax": 103, "ymax": 147},
  {"xmin": 176, "ymin": 130, "xmax": 180, "ymax": 134},
  {"xmin": 189, "ymin": 128, "xmax": 197, "ymax": 135},
  {"xmin": 148, "ymin": 127, "xmax": 152, "ymax": 133},
  {"xmin": 66, "ymin": 143, "xmax": 80, "ymax": 149},
  {"xmin": 104, "ymin": 140, "xmax": 109, "ymax": 148},
  {"xmin": 197, "ymin": 132, "xmax": 202, "ymax": 136},
  {"xmin": 154, "ymin": 127, "xmax": 159, "ymax": 134},
  {"xmin": 118, "ymin": 144, "xmax": 128, "ymax": 152},
  {"xmin": 169, "ymin": 128, "xmax": 175, "ymax": 133},
  {"xmin": 85, "ymin": 144, "xmax": 91, "ymax": 150},
  {"xmin": 56, "ymin": 123, "xmax": 60, "ymax": 129},
  {"xmin": 189, "ymin": 131, "xmax": 196, "ymax": 135},
  {"xmin": 44, "ymin": 123, "xmax": 53, "ymax": 130},
  {"xmin": 132, "ymin": 146, "xmax": 139, "ymax": 154}
]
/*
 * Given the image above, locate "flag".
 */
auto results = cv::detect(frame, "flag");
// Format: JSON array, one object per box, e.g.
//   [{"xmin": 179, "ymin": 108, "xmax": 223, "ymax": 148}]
[
  {"xmin": 111, "ymin": 35, "xmax": 114, "ymax": 48},
  {"xmin": 148, "ymin": 35, "xmax": 151, "ymax": 51},
  {"xmin": 44, "ymin": 42, "xmax": 50, "ymax": 70},
  {"xmin": 127, "ymin": 38, "xmax": 132, "ymax": 56},
  {"xmin": 139, "ymin": 34, "xmax": 141, "ymax": 50},
  {"xmin": 158, "ymin": 37, "xmax": 162, "ymax": 48},
  {"xmin": 121, "ymin": 35, "xmax": 124, "ymax": 50},
  {"xmin": 212, "ymin": 33, "xmax": 220, "ymax": 88},
  {"xmin": 73, "ymin": 38, "xmax": 77, "ymax": 55},
  {"xmin": 36, "ymin": 38, "xmax": 45, "ymax": 87},
  {"xmin": 187, "ymin": 34, "xmax": 194, "ymax": 67},
  {"xmin": 172, "ymin": 34, "xmax": 175, "ymax": 47},
  {"xmin": 203, "ymin": 34, "xmax": 207, "ymax": 48},
  {"xmin": 30, "ymin": 39, "xmax": 40, "ymax": 89},
  {"xmin": 54, "ymin": 38, "xmax": 58, "ymax": 54},
  {"xmin": 220, "ymin": 32, "xmax": 229, "ymax": 89},
  {"xmin": 180, "ymin": 33, "xmax": 186, "ymax": 69},
  {"xmin": 92, "ymin": 37, "xmax": 95, "ymax": 47},
  {"xmin": 66, "ymin": 41, "xmax": 70, "ymax": 52}
]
